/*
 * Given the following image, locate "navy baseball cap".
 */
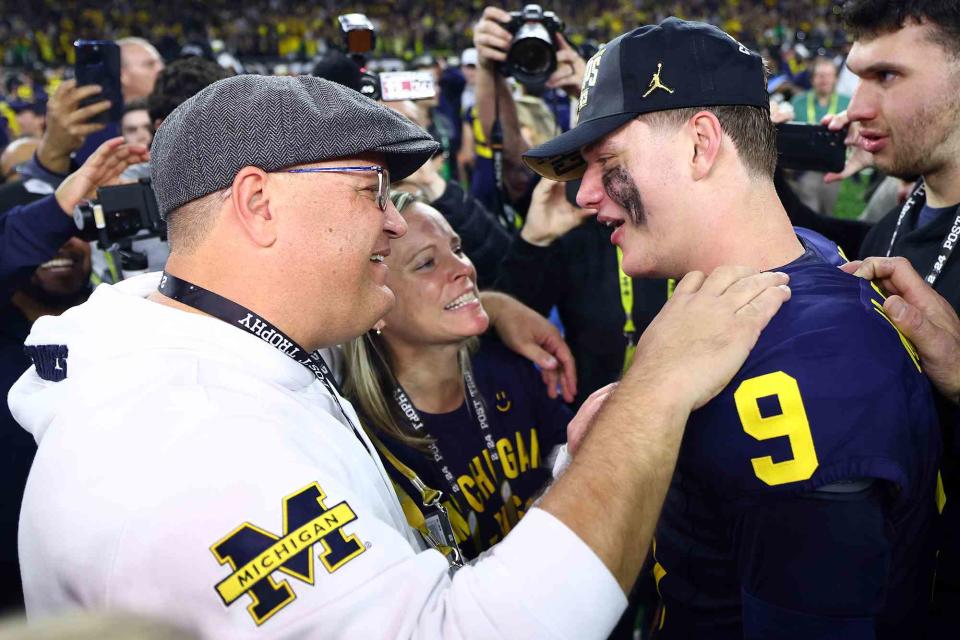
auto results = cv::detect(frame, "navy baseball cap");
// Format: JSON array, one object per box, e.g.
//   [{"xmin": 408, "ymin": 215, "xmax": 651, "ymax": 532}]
[{"xmin": 523, "ymin": 17, "xmax": 769, "ymax": 181}]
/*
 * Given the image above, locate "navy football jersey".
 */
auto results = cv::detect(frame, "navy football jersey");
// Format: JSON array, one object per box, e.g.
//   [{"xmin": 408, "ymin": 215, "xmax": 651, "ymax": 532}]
[{"xmin": 652, "ymin": 239, "xmax": 942, "ymax": 640}]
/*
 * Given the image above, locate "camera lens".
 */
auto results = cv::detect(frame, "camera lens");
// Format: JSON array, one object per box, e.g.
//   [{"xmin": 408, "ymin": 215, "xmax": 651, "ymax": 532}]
[{"xmin": 507, "ymin": 22, "xmax": 556, "ymax": 87}]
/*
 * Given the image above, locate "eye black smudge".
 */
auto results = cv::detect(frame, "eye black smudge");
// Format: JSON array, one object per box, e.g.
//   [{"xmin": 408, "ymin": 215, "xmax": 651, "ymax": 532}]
[{"xmin": 602, "ymin": 166, "xmax": 646, "ymax": 226}]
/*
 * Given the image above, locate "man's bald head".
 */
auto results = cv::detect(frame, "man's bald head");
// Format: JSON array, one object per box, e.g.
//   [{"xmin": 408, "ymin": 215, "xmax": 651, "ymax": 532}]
[
  {"xmin": 119, "ymin": 37, "xmax": 165, "ymax": 101},
  {"xmin": 1, "ymin": 137, "xmax": 40, "ymax": 182}
]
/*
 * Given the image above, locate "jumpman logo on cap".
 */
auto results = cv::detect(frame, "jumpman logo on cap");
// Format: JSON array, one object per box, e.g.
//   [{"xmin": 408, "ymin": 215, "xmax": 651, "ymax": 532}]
[{"xmin": 642, "ymin": 62, "xmax": 674, "ymax": 98}]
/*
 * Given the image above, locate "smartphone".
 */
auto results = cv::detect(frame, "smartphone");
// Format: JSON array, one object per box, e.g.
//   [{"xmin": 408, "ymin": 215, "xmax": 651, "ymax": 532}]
[
  {"xmin": 776, "ymin": 123, "xmax": 846, "ymax": 173},
  {"xmin": 74, "ymin": 40, "xmax": 124, "ymax": 123}
]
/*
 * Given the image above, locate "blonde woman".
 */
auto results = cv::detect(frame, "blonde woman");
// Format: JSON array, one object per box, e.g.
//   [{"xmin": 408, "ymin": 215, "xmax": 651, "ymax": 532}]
[{"xmin": 344, "ymin": 192, "xmax": 570, "ymax": 560}]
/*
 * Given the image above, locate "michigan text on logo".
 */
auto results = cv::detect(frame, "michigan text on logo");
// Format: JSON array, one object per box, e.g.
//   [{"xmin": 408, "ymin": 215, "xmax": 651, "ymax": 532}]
[{"xmin": 211, "ymin": 482, "xmax": 366, "ymax": 625}]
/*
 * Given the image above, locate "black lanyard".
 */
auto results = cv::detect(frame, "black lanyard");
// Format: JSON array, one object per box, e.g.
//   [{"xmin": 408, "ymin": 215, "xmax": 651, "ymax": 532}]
[
  {"xmin": 159, "ymin": 272, "xmax": 465, "ymax": 566},
  {"xmin": 157, "ymin": 272, "xmax": 372, "ymax": 456},
  {"xmin": 885, "ymin": 181, "xmax": 960, "ymax": 286},
  {"xmin": 390, "ymin": 354, "xmax": 505, "ymax": 502}
]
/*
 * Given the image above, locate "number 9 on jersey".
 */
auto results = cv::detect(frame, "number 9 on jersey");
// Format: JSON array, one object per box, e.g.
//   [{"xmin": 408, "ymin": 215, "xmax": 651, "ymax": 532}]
[{"xmin": 735, "ymin": 371, "xmax": 819, "ymax": 486}]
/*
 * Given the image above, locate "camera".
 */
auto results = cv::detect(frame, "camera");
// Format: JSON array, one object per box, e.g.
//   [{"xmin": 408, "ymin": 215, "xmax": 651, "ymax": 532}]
[
  {"xmin": 335, "ymin": 12, "xmax": 437, "ymax": 103},
  {"xmin": 502, "ymin": 4, "xmax": 565, "ymax": 89},
  {"xmin": 338, "ymin": 13, "xmax": 376, "ymax": 55},
  {"xmin": 72, "ymin": 180, "xmax": 165, "ymax": 246},
  {"xmin": 337, "ymin": 13, "xmax": 382, "ymax": 100}
]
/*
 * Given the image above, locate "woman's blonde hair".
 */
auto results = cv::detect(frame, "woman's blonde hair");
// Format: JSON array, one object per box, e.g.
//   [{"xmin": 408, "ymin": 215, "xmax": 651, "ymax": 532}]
[{"xmin": 342, "ymin": 190, "xmax": 479, "ymax": 451}]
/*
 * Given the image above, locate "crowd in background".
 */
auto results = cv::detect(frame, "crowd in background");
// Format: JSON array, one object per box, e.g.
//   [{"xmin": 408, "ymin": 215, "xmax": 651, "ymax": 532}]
[
  {"xmin": 3, "ymin": 1, "xmax": 846, "ymax": 67},
  {"xmin": 0, "ymin": 0, "xmax": 861, "ymax": 204}
]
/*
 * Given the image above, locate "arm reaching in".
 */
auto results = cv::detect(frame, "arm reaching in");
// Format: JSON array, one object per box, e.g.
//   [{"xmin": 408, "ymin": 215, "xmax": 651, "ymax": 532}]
[
  {"xmin": 481, "ymin": 290, "xmax": 577, "ymax": 402},
  {"xmin": 541, "ymin": 267, "xmax": 791, "ymax": 591},
  {"xmin": 842, "ymin": 257, "xmax": 960, "ymax": 404}
]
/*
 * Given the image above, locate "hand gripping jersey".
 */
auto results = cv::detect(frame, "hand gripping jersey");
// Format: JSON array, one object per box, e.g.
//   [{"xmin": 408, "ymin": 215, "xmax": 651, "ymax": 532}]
[{"xmin": 652, "ymin": 239, "xmax": 942, "ymax": 640}]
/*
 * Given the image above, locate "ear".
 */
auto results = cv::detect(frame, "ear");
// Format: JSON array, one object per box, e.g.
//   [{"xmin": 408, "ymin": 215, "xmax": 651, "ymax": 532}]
[
  {"xmin": 687, "ymin": 110, "xmax": 724, "ymax": 181},
  {"xmin": 229, "ymin": 166, "xmax": 276, "ymax": 248},
  {"xmin": 372, "ymin": 319, "xmax": 387, "ymax": 333}
]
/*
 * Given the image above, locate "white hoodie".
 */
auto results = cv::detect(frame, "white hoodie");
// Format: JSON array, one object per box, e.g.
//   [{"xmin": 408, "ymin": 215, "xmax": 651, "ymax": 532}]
[{"xmin": 9, "ymin": 273, "xmax": 624, "ymax": 639}]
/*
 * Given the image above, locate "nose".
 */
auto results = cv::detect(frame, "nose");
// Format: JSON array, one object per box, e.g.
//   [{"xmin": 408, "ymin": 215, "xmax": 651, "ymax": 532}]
[
  {"xmin": 449, "ymin": 250, "xmax": 476, "ymax": 283},
  {"xmin": 383, "ymin": 201, "xmax": 407, "ymax": 239},
  {"xmin": 576, "ymin": 163, "xmax": 604, "ymax": 210},
  {"xmin": 845, "ymin": 82, "xmax": 876, "ymax": 125}
]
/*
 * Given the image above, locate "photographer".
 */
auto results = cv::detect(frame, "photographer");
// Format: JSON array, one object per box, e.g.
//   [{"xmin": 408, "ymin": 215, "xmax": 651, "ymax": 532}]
[
  {"xmin": 786, "ymin": 56, "xmax": 849, "ymax": 216},
  {"xmin": 387, "ymin": 112, "xmax": 513, "ymax": 290},
  {"xmin": 821, "ymin": 1, "xmax": 960, "ymax": 629},
  {"xmin": 83, "ymin": 56, "xmax": 230, "ymax": 284},
  {"xmin": 471, "ymin": 5, "xmax": 582, "ymax": 212},
  {"xmin": 474, "ymin": 5, "xmax": 668, "ymax": 406}
]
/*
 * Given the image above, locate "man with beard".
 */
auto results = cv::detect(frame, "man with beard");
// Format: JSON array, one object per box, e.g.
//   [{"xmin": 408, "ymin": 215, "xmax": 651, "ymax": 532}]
[
  {"xmin": 829, "ymin": 2, "xmax": 960, "ymax": 629},
  {"xmin": 836, "ymin": 1, "xmax": 960, "ymax": 309},
  {"xmin": 524, "ymin": 17, "xmax": 941, "ymax": 639}
]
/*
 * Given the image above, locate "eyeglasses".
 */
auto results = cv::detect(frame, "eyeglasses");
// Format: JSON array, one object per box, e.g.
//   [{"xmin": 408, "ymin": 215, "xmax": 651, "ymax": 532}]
[{"xmin": 284, "ymin": 165, "xmax": 389, "ymax": 211}]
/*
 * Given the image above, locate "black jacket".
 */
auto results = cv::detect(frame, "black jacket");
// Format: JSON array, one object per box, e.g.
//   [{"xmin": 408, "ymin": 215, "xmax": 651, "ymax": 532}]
[
  {"xmin": 431, "ymin": 180, "xmax": 513, "ymax": 289},
  {"xmin": 859, "ymin": 201, "xmax": 960, "ymax": 310},
  {"xmin": 494, "ymin": 221, "xmax": 668, "ymax": 407},
  {"xmin": 0, "ymin": 195, "xmax": 78, "ymax": 294}
]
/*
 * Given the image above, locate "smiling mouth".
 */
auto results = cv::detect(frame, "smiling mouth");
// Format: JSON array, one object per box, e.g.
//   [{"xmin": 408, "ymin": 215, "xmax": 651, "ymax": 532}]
[
  {"xmin": 444, "ymin": 291, "xmax": 478, "ymax": 310},
  {"xmin": 39, "ymin": 257, "xmax": 76, "ymax": 270}
]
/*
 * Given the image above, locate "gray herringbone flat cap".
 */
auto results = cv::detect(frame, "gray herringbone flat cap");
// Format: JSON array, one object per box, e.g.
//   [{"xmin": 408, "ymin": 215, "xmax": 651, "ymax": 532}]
[{"xmin": 151, "ymin": 74, "xmax": 439, "ymax": 217}]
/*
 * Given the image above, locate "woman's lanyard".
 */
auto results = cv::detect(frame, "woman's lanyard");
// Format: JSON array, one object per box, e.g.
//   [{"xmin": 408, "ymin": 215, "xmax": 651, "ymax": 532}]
[
  {"xmin": 807, "ymin": 91, "xmax": 839, "ymax": 122},
  {"xmin": 390, "ymin": 354, "xmax": 503, "ymax": 500},
  {"xmin": 158, "ymin": 273, "xmax": 464, "ymax": 567},
  {"xmin": 884, "ymin": 181, "xmax": 960, "ymax": 286},
  {"xmin": 367, "ymin": 431, "xmax": 464, "ymax": 568}
]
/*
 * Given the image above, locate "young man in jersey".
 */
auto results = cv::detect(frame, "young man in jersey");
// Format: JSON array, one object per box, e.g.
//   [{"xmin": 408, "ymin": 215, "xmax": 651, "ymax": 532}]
[{"xmin": 524, "ymin": 18, "xmax": 941, "ymax": 639}]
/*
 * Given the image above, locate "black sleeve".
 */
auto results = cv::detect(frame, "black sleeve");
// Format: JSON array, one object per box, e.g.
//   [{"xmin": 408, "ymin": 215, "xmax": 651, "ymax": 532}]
[
  {"xmin": 774, "ymin": 168, "xmax": 873, "ymax": 257},
  {"xmin": 0, "ymin": 195, "xmax": 77, "ymax": 290},
  {"xmin": 431, "ymin": 180, "xmax": 513, "ymax": 289},
  {"xmin": 734, "ymin": 485, "xmax": 890, "ymax": 640},
  {"xmin": 492, "ymin": 234, "xmax": 564, "ymax": 317}
]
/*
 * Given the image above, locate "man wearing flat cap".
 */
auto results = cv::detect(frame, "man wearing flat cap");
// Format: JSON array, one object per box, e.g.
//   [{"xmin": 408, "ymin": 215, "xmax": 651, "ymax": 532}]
[
  {"xmin": 10, "ymin": 73, "xmax": 790, "ymax": 637},
  {"xmin": 525, "ymin": 17, "xmax": 940, "ymax": 639}
]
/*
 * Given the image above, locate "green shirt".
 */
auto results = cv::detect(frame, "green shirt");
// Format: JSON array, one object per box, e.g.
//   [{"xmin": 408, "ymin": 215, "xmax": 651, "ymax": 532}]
[{"xmin": 790, "ymin": 91, "xmax": 851, "ymax": 124}]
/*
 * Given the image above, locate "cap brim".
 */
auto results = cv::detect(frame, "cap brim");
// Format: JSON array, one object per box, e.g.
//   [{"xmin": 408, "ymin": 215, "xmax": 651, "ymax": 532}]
[
  {"xmin": 375, "ymin": 138, "xmax": 441, "ymax": 181},
  {"xmin": 522, "ymin": 112, "xmax": 638, "ymax": 181}
]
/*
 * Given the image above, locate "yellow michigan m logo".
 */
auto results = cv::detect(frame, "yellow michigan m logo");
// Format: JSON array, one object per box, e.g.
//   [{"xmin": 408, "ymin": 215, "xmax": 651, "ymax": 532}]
[{"xmin": 211, "ymin": 482, "xmax": 366, "ymax": 625}]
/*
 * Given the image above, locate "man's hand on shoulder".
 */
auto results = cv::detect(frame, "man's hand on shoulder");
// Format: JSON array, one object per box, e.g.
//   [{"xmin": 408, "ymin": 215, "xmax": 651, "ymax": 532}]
[
  {"xmin": 627, "ymin": 267, "xmax": 792, "ymax": 412},
  {"xmin": 843, "ymin": 257, "xmax": 960, "ymax": 404}
]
